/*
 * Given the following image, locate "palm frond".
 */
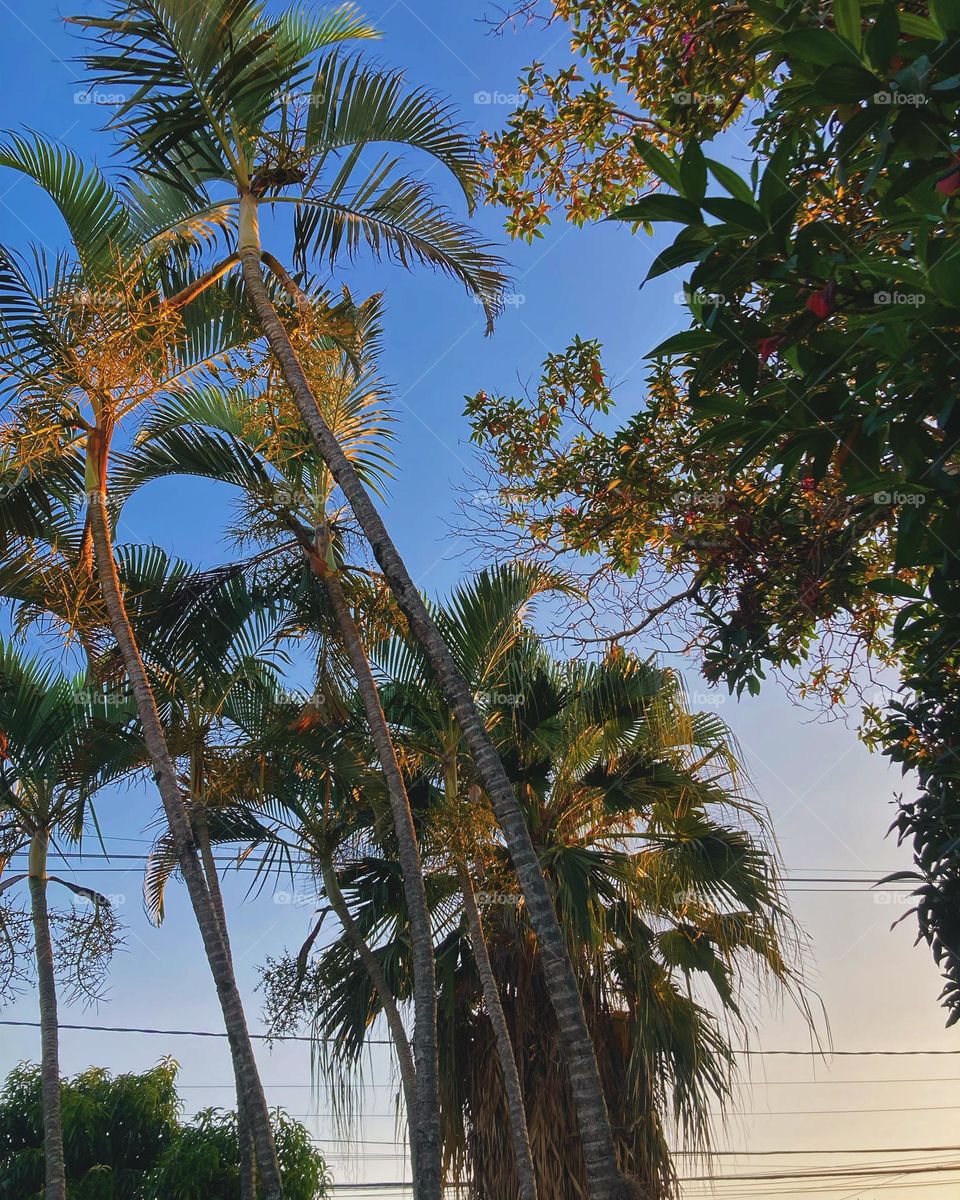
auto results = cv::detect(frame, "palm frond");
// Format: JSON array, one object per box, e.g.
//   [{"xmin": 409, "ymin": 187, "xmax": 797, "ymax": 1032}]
[
  {"xmin": 304, "ymin": 52, "xmax": 480, "ymax": 207},
  {"xmin": 0, "ymin": 132, "xmax": 130, "ymax": 278},
  {"xmin": 283, "ymin": 174, "xmax": 506, "ymax": 329},
  {"xmin": 278, "ymin": 3, "xmax": 379, "ymax": 56}
]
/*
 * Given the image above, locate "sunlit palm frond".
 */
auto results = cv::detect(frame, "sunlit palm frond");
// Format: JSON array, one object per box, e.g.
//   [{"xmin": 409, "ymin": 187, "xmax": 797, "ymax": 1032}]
[{"xmin": 278, "ymin": 2, "xmax": 379, "ymax": 56}]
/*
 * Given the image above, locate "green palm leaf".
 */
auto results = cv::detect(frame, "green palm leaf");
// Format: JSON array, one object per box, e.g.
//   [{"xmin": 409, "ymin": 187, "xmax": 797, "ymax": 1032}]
[
  {"xmin": 304, "ymin": 52, "xmax": 480, "ymax": 206},
  {"xmin": 0, "ymin": 133, "xmax": 130, "ymax": 278},
  {"xmin": 285, "ymin": 175, "xmax": 505, "ymax": 328}
]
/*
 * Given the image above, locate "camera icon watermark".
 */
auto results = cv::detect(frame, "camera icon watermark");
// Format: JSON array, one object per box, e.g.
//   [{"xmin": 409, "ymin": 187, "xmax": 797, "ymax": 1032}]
[
  {"xmin": 672, "ymin": 91, "xmax": 723, "ymax": 108},
  {"xmin": 74, "ymin": 90, "xmax": 127, "ymax": 106},
  {"xmin": 476, "ymin": 291, "xmax": 525, "ymax": 308},
  {"xmin": 873, "ymin": 491, "xmax": 926, "ymax": 507},
  {"xmin": 273, "ymin": 889, "xmax": 321, "ymax": 908},
  {"xmin": 474, "ymin": 690, "xmax": 524, "ymax": 708},
  {"xmin": 473, "ymin": 90, "xmax": 523, "ymax": 106},
  {"xmin": 475, "ymin": 891, "xmax": 518, "ymax": 908},
  {"xmin": 73, "ymin": 686, "xmax": 132, "ymax": 709},
  {"xmin": 874, "ymin": 290, "xmax": 926, "ymax": 307},
  {"xmin": 675, "ymin": 489, "xmax": 726, "ymax": 510},
  {"xmin": 675, "ymin": 289, "xmax": 727, "ymax": 307},
  {"xmin": 873, "ymin": 90, "xmax": 926, "ymax": 107},
  {"xmin": 71, "ymin": 892, "xmax": 125, "ymax": 908}
]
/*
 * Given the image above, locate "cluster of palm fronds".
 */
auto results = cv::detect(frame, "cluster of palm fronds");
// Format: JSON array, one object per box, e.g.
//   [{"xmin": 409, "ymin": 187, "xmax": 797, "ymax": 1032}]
[{"xmin": 0, "ymin": 4, "xmax": 808, "ymax": 1200}]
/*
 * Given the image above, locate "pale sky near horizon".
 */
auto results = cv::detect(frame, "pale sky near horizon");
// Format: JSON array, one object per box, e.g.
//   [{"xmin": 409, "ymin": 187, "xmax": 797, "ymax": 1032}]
[{"xmin": 0, "ymin": 3, "xmax": 957, "ymax": 1197}]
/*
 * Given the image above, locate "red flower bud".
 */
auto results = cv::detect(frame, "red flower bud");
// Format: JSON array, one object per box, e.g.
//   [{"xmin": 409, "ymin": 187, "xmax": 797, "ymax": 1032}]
[
  {"xmin": 937, "ymin": 154, "xmax": 960, "ymax": 197},
  {"xmin": 805, "ymin": 282, "xmax": 836, "ymax": 319},
  {"xmin": 758, "ymin": 335, "xmax": 787, "ymax": 363}
]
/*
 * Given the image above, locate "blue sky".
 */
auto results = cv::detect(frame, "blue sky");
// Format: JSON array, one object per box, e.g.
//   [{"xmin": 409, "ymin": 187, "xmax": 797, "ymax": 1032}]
[{"xmin": 1, "ymin": 4, "xmax": 958, "ymax": 1197}]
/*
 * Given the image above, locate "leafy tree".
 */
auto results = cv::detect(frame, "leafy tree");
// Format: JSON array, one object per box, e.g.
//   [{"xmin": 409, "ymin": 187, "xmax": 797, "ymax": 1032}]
[
  {"xmin": 481, "ymin": 0, "xmax": 771, "ymax": 238},
  {"xmin": 111, "ymin": 312, "xmax": 440, "ymax": 1188},
  {"xmin": 472, "ymin": 1, "xmax": 960, "ymax": 1017},
  {"xmin": 0, "ymin": 1061, "xmax": 331, "ymax": 1200}
]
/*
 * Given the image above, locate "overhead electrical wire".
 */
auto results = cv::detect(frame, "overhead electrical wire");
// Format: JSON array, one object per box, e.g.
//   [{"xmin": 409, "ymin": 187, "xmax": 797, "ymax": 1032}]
[{"xmin": 3, "ymin": 1018, "xmax": 957, "ymax": 1058}]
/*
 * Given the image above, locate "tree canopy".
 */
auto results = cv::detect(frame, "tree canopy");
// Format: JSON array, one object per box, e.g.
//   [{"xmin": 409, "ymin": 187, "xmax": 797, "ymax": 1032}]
[
  {"xmin": 474, "ymin": 0, "xmax": 960, "ymax": 1017},
  {"xmin": 0, "ymin": 1060, "xmax": 331, "ymax": 1200}
]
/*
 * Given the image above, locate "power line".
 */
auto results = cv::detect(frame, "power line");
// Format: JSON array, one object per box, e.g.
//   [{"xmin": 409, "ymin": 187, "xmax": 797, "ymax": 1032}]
[
  {"xmin": 314, "ymin": 1144, "xmax": 960, "ymax": 1158},
  {"xmin": 0, "ymin": 1019, "xmax": 389, "ymax": 1046},
  {"xmin": 735, "ymin": 1075, "xmax": 960, "ymax": 1085},
  {"xmin": 4, "ymin": 1018, "xmax": 956, "ymax": 1058},
  {"xmin": 6, "ymin": 849, "xmax": 912, "ymax": 878},
  {"xmin": 741, "ymin": 1048, "xmax": 960, "ymax": 1057},
  {"xmin": 8, "ymin": 868, "xmax": 905, "ymax": 894},
  {"xmin": 183, "ymin": 1099, "xmax": 960, "ymax": 1132},
  {"xmin": 6, "ymin": 850, "xmax": 914, "ymax": 884},
  {"xmin": 326, "ymin": 1162, "xmax": 960, "ymax": 1188},
  {"xmin": 674, "ymin": 1146, "xmax": 960, "ymax": 1157},
  {"xmin": 169, "ymin": 1089, "xmax": 960, "ymax": 1114}
]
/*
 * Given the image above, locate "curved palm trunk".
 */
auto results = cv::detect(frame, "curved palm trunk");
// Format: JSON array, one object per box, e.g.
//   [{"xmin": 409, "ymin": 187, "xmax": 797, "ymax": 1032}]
[
  {"xmin": 314, "ymin": 552, "xmax": 440, "ymax": 1200},
  {"xmin": 27, "ymin": 830, "xmax": 66, "ymax": 1200},
  {"xmin": 195, "ymin": 811, "xmax": 257, "ymax": 1200},
  {"xmin": 85, "ymin": 432, "xmax": 283, "ymax": 1200},
  {"xmin": 238, "ymin": 219, "xmax": 627, "ymax": 1200},
  {"xmin": 456, "ymin": 859, "xmax": 539, "ymax": 1200}
]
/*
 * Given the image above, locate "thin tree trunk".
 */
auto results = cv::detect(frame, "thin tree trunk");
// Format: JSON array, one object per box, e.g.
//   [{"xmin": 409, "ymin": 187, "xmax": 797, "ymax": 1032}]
[
  {"xmin": 318, "ymin": 851, "xmax": 419, "ymax": 1143},
  {"xmin": 28, "ymin": 830, "xmax": 66, "ymax": 1200},
  {"xmin": 85, "ymin": 432, "xmax": 283, "ymax": 1199},
  {"xmin": 457, "ymin": 858, "xmax": 539, "ymax": 1200},
  {"xmin": 238, "ymin": 223, "xmax": 628, "ymax": 1200},
  {"xmin": 196, "ymin": 810, "xmax": 257, "ymax": 1200},
  {"xmin": 312, "ymin": 548, "xmax": 439, "ymax": 1200}
]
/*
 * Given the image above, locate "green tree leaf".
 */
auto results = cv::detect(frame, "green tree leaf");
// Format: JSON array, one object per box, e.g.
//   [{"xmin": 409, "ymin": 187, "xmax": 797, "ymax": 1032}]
[
  {"xmin": 612, "ymin": 195, "xmax": 703, "ymax": 224},
  {"xmin": 930, "ymin": 0, "xmax": 960, "ymax": 34},
  {"xmin": 834, "ymin": 0, "xmax": 863, "ymax": 48},
  {"xmin": 680, "ymin": 141, "xmax": 708, "ymax": 203},
  {"xmin": 633, "ymin": 136, "xmax": 682, "ymax": 192},
  {"xmin": 815, "ymin": 62, "xmax": 883, "ymax": 102}
]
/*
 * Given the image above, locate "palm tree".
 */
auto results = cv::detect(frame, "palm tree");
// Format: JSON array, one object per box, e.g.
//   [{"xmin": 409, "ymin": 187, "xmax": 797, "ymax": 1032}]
[
  {"xmin": 370, "ymin": 564, "xmax": 573, "ymax": 1200},
  {"xmin": 102, "ymin": 544, "xmax": 299, "ymax": 1197},
  {"xmin": 0, "ymin": 136, "xmax": 286, "ymax": 1195},
  {"xmin": 438, "ymin": 649, "xmax": 800, "ymax": 1198},
  {"xmin": 276, "ymin": 574, "xmax": 803, "ymax": 1198},
  {"xmin": 111, "ymin": 321, "xmax": 441, "ymax": 1190},
  {"xmin": 70, "ymin": 7, "xmax": 630, "ymax": 1191},
  {"xmin": 111, "ymin": 554, "xmax": 430, "ymax": 1179},
  {"xmin": 0, "ymin": 643, "xmax": 132, "ymax": 1200}
]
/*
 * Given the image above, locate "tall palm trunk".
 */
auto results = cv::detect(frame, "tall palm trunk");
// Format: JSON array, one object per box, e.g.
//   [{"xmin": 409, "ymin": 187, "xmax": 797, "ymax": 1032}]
[
  {"xmin": 311, "ymin": 546, "xmax": 440, "ymax": 1200},
  {"xmin": 238, "ymin": 206, "xmax": 629, "ymax": 1200},
  {"xmin": 195, "ymin": 809, "xmax": 257, "ymax": 1200},
  {"xmin": 85, "ymin": 429, "xmax": 283, "ymax": 1199},
  {"xmin": 27, "ymin": 829, "xmax": 66, "ymax": 1200},
  {"xmin": 456, "ymin": 859, "xmax": 539, "ymax": 1200}
]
